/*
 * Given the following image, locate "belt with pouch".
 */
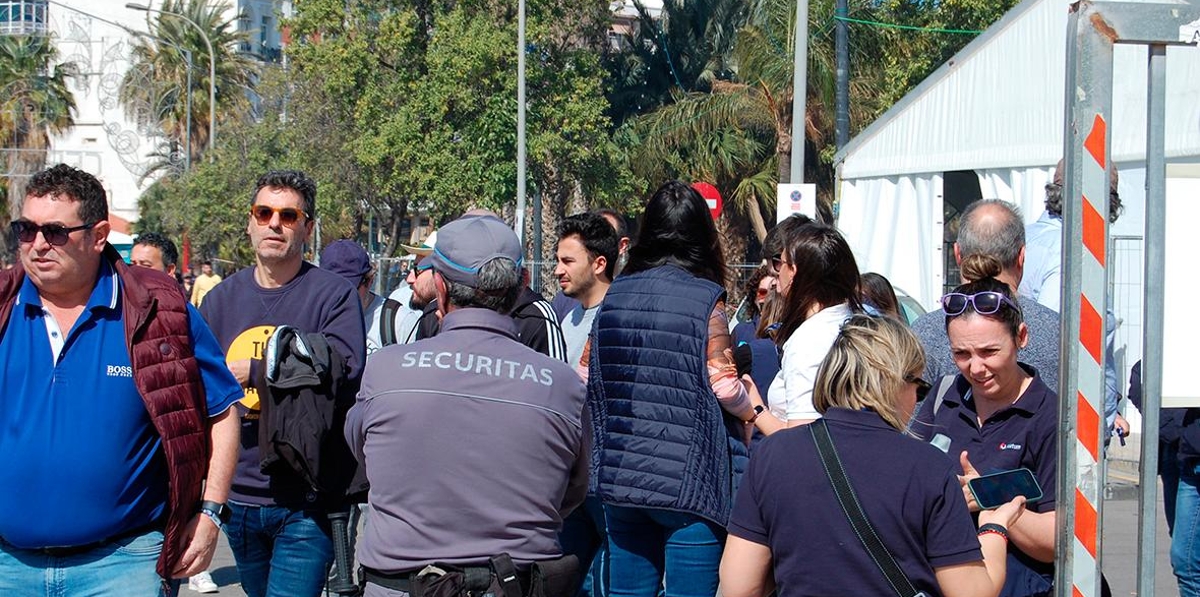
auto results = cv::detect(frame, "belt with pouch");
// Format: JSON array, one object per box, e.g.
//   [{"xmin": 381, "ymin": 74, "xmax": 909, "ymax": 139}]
[{"xmin": 363, "ymin": 553, "xmax": 578, "ymax": 597}]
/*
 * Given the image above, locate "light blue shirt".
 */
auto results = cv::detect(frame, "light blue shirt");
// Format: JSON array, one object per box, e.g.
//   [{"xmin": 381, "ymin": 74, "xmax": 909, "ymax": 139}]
[{"xmin": 1021, "ymin": 211, "xmax": 1120, "ymax": 431}]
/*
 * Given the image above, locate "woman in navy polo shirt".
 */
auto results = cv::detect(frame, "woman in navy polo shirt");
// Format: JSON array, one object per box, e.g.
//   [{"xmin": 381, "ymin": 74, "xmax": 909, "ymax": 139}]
[
  {"xmin": 912, "ymin": 255, "xmax": 1059, "ymax": 597},
  {"xmin": 722, "ymin": 315, "xmax": 1025, "ymax": 597}
]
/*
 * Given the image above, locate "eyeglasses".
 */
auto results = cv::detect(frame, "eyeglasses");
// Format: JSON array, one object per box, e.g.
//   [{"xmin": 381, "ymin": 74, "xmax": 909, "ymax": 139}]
[
  {"xmin": 941, "ymin": 291, "xmax": 1019, "ymax": 317},
  {"xmin": 906, "ymin": 374, "xmax": 932, "ymax": 402},
  {"xmin": 10, "ymin": 220, "xmax": 97, "ymax": 246},
  {"xmin": 769, "ymin": 254, "xmax": 787, "ymax": 274},
  {"xmin": 250, "ymin": 205, "xmax": 310, "ymax": 228},
  {"xmin": 755, "ymin": 287, "xmax": 771, "ymax": 299}
]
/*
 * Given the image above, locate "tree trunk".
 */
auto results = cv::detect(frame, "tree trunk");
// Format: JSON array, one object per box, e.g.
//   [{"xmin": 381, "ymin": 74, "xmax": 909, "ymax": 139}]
[{"xmin": 747, "ymin": 195, "xmax": 769, "ymax": 243}]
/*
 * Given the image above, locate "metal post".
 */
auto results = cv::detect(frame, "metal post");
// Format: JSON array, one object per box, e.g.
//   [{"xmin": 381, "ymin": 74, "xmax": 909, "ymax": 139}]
[
  {"xmin": 1056, "ymin": 3, "xmax": 1112, "ymax": 595},
  {"xmin": 531, "ymin": 184, "xmax": 542, "ymax": 289},
  {"xmin": 514, "ymin": 0, "xmax": 527, "ymax": 243},
  {"xmin": 126, "ymin": 3, "xmax": 217, "ymax": 160},
  {"xmin": 788, "ymin": 0, "xmax": 809, "ymax": 183},
  {"xmin": 183, "ymin": 48, "xmax": 192, "ymax": 172},
  {"xmin": 834, "ymin": 0, "xmax": 849, "ymax": 149},
  {"xmin": 1137, "ymin": 42, "xmax": 1167, "ymax": 597}
]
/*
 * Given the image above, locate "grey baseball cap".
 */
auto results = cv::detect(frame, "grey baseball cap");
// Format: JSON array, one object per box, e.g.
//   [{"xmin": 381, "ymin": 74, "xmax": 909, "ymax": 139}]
[{"xmin": 428, "ymin": 215, "xmax": 523, "ymax": 287}]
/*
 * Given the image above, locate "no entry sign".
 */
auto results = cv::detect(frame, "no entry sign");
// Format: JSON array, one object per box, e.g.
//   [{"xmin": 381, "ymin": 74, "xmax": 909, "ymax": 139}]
[{"xmin": 692, "ymin": 182, "xmax": 722, "ymax": 221}]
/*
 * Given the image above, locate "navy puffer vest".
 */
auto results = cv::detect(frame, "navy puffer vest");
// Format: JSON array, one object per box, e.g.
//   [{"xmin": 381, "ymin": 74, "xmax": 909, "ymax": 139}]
[{"xmin": 587, "ymin": 264, "xmax": 748, "ymax": 526}]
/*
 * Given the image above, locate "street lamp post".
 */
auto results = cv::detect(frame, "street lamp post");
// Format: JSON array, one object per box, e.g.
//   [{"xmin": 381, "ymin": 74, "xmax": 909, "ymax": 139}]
[{"xmin": 126, "ymin": 2, "xmax": 216, "ymax": 160}]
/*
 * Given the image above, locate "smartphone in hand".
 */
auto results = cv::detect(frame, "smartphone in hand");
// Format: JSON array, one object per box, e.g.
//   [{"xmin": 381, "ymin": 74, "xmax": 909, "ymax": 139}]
[{"xmin": 967, "ymin": 468, "xmax": 1043, "ymax": 510}]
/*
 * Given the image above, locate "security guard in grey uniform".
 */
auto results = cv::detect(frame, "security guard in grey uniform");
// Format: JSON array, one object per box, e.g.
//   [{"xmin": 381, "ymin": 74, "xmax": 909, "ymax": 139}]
[{"xmin": 345, "ymin": 214, "xmax": 587, "ymax": 597}]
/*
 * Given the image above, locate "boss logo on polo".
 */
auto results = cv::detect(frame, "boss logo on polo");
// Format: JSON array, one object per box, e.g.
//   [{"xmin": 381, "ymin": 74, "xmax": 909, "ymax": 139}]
[
  {"xmin": 106, "ymin": 364, "xmax": 134, "ymax": 378},
  {"xmin": 998, "ymin": 442, "xmax": 1022, "ymax": 451}
]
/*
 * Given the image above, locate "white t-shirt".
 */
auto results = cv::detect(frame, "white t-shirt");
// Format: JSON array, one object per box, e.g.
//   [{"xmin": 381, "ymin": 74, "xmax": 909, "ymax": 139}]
[{"xmin": 767, "ymin": 302, "xmax": 855, "ymax": 422}]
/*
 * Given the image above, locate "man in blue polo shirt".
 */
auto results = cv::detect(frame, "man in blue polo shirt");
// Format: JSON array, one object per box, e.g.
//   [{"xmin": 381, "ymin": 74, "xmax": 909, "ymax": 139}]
[{"xmin": 0, "ymin": 164, "xmax": 242, "ymax": 596}]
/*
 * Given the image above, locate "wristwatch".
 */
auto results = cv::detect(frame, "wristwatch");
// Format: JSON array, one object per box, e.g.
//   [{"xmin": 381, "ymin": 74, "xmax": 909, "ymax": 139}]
[
  {"xmin": 199, "ymin": 500, "xmax": 231, "ymax": 530},
  {"xmin": 746, "ymin": 404, "xmax": 765, "ymax": 424}
]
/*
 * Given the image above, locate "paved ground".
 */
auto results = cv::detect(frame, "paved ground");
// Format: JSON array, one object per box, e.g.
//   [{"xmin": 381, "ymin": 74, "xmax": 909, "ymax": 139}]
[{"xmin": 182, "ymin": 433, "xmax": 1180, "ymax": 597}]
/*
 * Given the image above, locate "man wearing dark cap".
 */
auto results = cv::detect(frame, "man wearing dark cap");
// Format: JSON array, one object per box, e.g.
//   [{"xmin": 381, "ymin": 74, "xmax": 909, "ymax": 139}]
[
  {"xmin": 346, "ymin": 215, "xmax": 587, "ymax": 597},
  {"xmin": 321, "ymin": 239, "xmax": 399, "ymax": 356}
]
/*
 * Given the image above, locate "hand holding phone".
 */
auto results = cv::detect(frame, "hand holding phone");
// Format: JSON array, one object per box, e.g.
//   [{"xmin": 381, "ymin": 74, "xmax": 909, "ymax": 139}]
[{"xmin": 967, "ymin": 468, "xmax": 1043, "ymax": 510}]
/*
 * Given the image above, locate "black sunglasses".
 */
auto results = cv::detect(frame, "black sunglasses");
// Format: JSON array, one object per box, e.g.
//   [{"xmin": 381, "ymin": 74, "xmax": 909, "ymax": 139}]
[
  {"xmin": 10, "ymin": 220, "xmax": 97, "ymax": 246},
  {"xmin": 769, "ymin": 254, "xmax": 786, "ymax": 273},
  {"xmin": 941, "ymin": 291, "xmax": 1019, "ymax": 317},
  {"xmin": 906, "ymin": 374, "xmax": 932, "ymax": 402},
  {"xmin": 250, "ymin": 205, "xmax": 309, "ymax": 228}
]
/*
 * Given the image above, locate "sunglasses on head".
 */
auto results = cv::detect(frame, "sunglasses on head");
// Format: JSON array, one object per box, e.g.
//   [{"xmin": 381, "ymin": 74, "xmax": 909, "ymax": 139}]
[
  {"xmin": 10, "ymin": 220, "xmax": 97, "ymax": 246},
  {"xmin": 905, "ymin": 374, "xmax": 932, "ymax": 402},
  {"xmin": 250, "ymin": 205, "xmax": 309, "ymax": 227},
  {"xmin": 941, "ymin": 291, "xmax": 1019, "ymax": 317}
]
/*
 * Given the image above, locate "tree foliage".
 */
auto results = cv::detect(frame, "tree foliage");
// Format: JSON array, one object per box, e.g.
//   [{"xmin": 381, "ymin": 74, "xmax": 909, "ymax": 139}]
[
  {"xmin": 0, "ymin": 34, "xmax": 78, "ymax": 227},
  {"xmin": 120, "ymin": 0, "xmax": 257, "ymax": 173}
]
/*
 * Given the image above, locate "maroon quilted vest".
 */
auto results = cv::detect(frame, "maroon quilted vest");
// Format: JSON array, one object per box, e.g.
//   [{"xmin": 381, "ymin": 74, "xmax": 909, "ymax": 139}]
[{"xmin": 0, "ymin": 245, "xmax": 208, "ymax": 578}]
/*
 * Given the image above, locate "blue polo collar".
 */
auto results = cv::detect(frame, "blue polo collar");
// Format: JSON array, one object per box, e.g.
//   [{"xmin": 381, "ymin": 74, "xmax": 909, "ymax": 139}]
[{"xmin": 17, "ymin": 259, "xmax": 120, "ymax": 313}]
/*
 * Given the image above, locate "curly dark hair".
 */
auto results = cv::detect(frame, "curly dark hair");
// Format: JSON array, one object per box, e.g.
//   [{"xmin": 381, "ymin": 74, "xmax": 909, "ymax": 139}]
[
  {"xmin": 251, "ymin": 170, "xmax": 317, "ymax": 219},
  {"xmin": 623, "ymin": 180, "xmax": 726, "ymax": 287},
  {"xmin": 26, "ymin": 164, "xmax": 108, "ymax": 224},
  {"xmin": 557, "ymin": 212, "xmax": 620, "ymax": 281},
  {"xmin": 133, "ymin": 232, "xmax": 179, "ymax": 268}
]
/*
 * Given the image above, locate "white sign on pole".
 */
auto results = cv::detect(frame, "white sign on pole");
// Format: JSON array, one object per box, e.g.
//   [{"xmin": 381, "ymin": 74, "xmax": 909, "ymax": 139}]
[
  {"xmin": 1163, "ymin": 178, "xmax": 1200, "ymax": 407},
  {"xmin": 776, "ymin": 183, "xmax": 818, "ymax": 223}
]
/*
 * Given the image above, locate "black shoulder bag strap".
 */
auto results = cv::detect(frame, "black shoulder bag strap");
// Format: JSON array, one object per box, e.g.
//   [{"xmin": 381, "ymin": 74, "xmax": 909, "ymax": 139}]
[{"xmin": 811, "ymin": 419, "xmax": 929, "ymax": 597}]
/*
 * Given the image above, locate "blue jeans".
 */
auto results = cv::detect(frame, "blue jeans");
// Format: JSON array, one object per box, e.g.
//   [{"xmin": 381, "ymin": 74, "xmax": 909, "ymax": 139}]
[
  {"xmin": 604, "ymin": 505, "xmax": 724, "ymax": 597},
  {"xmin": 1173, "ymin": 459, "xmax": 1200, "ymax": 597},
  {"xmin": 559, "ymin": 496, "xmax": 608, "ymax": 597},
  {"xmin": 0, "ymin": 529, "xmax": 177, "ymax": 597},
  {"xmin": 226, "ymin": 502, "xmax": 333, "ymax": 597}
]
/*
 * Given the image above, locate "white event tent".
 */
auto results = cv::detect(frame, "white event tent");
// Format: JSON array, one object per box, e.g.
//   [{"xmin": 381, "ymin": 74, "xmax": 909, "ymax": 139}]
[{"xmin": 834, "ymin": 0, "xmax": 1200, "ymax": 322}]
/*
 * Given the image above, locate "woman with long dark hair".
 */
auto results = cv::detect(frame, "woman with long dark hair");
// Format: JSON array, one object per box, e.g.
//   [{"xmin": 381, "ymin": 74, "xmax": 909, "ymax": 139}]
[
  {"xmin": 588, "ymin": 180, "xmax": 755, "ymax": 597},
  {"xmin": 746, "ymin": 222, "xmax": 862, "ymax": 434}
]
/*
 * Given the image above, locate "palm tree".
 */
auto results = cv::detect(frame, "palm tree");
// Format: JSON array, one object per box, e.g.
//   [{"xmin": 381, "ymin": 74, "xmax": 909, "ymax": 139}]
[
  {"xmin": 622, "ymin": 0, "xmax": 887, "ymax": 242},
  {"xmin": 120, "ymin": 0, "xmax": 256, "ymax": 169},
  {"xmin": 0, "ymin": 34, "xmax": 78, "ymax": 223}
]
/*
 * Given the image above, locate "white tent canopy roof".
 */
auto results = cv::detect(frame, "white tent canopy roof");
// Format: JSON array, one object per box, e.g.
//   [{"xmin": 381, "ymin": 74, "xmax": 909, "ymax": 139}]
[{"xmin": 835, "ymin": 0, "xmax": 1200, "ymax": 181}]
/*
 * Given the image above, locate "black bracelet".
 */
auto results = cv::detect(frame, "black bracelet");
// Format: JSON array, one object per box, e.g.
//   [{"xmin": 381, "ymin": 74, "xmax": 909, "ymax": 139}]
[{"xmin": 977, "ymin": 523, "xmax": 1008, "ymax": 541}]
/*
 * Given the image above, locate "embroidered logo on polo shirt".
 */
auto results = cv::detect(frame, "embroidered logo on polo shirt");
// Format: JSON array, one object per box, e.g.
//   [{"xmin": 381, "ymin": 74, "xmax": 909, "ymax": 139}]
[
  {"xmin": 106, "ymin": 365, "xmax": 133, "ymax": 378},
  {"xmin": 999, "ymin": 442, "xmax": 1022, "ymax": 451}
]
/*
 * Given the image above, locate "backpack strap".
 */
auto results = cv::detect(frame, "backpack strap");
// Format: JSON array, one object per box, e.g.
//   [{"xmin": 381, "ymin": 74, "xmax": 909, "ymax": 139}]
[
  {"xmin": 931, "ymin": 374, "xmax": 958, "ymax": 417},
  {"xmin": 379, "ymin": 298, "xmax": 402, "ymax": 347}
]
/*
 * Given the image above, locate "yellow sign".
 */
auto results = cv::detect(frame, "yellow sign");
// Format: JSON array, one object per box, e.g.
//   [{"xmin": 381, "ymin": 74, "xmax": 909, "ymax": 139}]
[{"xmin": 227, "ymin": 325, "xmax": 276, "ymax": 413}]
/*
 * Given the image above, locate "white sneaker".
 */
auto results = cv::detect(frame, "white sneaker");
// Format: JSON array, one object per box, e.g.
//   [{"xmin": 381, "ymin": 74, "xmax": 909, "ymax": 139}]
[{"xmin": 188, "ymin": 571, "xmax": 219, "ymax": 594}]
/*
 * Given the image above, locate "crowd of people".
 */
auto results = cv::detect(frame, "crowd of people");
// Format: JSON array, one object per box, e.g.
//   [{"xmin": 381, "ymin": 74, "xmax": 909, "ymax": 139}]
[{"xmin": 0, "ymin": 161, "xmax": 1185, "ymax": 597}]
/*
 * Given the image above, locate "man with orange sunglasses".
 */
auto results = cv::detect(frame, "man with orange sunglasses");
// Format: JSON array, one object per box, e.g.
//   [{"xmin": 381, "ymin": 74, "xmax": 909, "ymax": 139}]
[{"xmin": 199, "ymin": 170, "xmax": 366, "ymax": 597}]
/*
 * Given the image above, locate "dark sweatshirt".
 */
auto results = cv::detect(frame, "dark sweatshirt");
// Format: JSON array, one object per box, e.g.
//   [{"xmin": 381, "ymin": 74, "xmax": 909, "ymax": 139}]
[{"xmin": 200, "ymin": 262, "xmax": 366, "ymax": 506}]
